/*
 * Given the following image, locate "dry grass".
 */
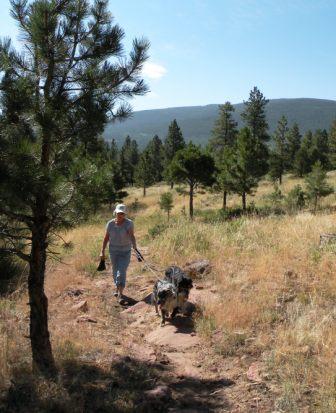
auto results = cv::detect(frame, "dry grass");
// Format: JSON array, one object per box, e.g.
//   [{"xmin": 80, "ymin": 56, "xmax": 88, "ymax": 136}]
[
  {"xmin": 1, "ymin": 172, "xmax": 336, "ymax": 411},
  {"xmin": 122, "ymin": 175, "xmax": 336, "ymax": 411}
]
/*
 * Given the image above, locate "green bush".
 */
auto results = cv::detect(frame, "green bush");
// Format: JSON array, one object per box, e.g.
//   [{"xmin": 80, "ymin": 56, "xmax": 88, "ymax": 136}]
[
  {"xmin": 148, "ymin": 223, "xmax": 168, "ymax": 239},
  {"xmin": 286, "ymin": 185, "xmax": 306, "ymax": 213}
]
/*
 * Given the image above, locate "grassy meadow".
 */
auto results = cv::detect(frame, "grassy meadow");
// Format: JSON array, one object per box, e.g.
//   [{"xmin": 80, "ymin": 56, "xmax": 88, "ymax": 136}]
[{"xmin": 1, "ymin": 172, "xmax": 336, "ymax": 411}]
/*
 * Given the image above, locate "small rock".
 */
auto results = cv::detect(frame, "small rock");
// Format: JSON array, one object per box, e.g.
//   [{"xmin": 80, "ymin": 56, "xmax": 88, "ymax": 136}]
[
  {"xmin": 195, "ymin": 284, "xmax": 204, "ymax": 290},
  {"xmin": 144, "ymin": 385, "xmax": 172, "ymax": 402},
  {"xmin": 71, "ymin": 300, "xmax": 88, "ymax": 312},
  {"xmin": 65, "ymin": 287, "xmax": 84, "ymax": 297},
  {"xmin": 183, "ymin": 259, "xmax": 212, "ymax": 279},
  {"xmin": 247, "ymin": 362, "xmax": 262, "ymax": 382},
  {"xmin": 121, "ymin": 301, "xmax": 148, "ymax": 315},
  {"xmin": 284, "ymin": 269, "xmax": 297, "ymax": 280},
  {"xmin": 76, "ymin": 315, "xmax": 97, "ymax": 323},
  {"xmin": 298, "ymin": 345, "xmax": 313, "ymax": 356}
]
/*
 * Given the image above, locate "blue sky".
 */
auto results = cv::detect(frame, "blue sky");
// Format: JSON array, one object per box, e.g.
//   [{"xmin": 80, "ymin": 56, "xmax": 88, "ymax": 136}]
[{"xmin": 0, "ymin": 0, "xmax": 335, "ymax": 111}]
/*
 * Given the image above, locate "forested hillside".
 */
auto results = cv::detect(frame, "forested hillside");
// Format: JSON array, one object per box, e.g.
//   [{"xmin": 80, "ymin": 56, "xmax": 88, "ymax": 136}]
[{"xmin": 104, "ymin": 98, "xmax": 336, "ymax": 147}]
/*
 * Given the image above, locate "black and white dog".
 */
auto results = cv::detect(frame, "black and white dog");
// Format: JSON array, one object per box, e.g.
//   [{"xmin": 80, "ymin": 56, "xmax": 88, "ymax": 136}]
[
  {"xmin": 164, "ymin": 266, "xmax": 193, "ymax": 318},
  {"xmin": 152, "ymin": 279, "xmax": 178, "ymax": 325},
  {"xmin": 152, "ymin": 266, "xmax": 193, "ymax": 325}
]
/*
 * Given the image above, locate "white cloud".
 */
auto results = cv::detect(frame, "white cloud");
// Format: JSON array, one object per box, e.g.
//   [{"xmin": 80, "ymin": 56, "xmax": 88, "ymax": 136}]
[{"xmin": 142, "ymin": 62, "xmax": 167, "ymax": 79}]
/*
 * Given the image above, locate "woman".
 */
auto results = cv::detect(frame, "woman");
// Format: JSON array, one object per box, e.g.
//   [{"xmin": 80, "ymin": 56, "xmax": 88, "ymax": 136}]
[{"xmin": 100, "ymin": 203, "xmax": 137, "ymax": 302}]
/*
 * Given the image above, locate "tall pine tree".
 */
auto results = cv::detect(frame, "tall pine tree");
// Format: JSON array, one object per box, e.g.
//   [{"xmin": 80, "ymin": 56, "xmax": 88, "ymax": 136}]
[
  {"xmin": 169, "ymin": 143, "xmax": 215, "ymax": 218},
  {"xmin": 241, "ymin": 86, "xmax": 269, "ymax": 177},
  {"xmin": 286, "ymin": 123, "xmax": 301, "ymax": 170},
  {"xmin": 310, "ymin": 129, "xmax": 329, "ymax": 169},
  {"xmin": 269, "ymin": 115, "xmax": 289, "ymax": 184},
  {"xmin": 164, "ymin": 119, "xmax": 185, "ymax": 188},
  {"xmin": 294, "ymin": 131, "xmax": 314, "ymax": 177},
  {"xmin": 110, "ymin": 138, "xmax": 119, "ymax": 162},
  {"xmin": 209, "ymin": 101, "xmax": 238, "ymax": 157},
  {"xmin": 147, "ymin": 135, "xmax": 164, "ymax": 182},
  {"xmin": 135, "ymin": 149, "xmax": 155, "ymax": 196},
  {"xmin": 0, "ymin": 0, "xmax": 149, "ymax": 375},
  {"xmin": 328, "ymin": 119, "xmax": 336, "ymax": 169},
  {"xmin": 120, "ymin": 136, "xmax": 139, "ymax": 185},
  {"xmin": 229, "ymin": 128, "xmax": 261, "ymax": 210},
  {"xmin": 209, "ymin": 102, "xmax": 238, "ymax": 209}
]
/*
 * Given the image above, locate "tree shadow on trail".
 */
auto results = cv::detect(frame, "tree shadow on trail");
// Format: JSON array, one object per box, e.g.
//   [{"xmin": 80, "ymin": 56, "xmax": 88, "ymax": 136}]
[{"xmin": 2, "ymin": 354, "xmax": 232, "ymax": 413}]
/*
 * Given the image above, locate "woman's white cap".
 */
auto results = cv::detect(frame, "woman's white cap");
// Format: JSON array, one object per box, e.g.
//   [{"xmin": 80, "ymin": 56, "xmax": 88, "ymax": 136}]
[{"xmin": 114, "ymin": 203, "xmax": 126, "ymax": 214}]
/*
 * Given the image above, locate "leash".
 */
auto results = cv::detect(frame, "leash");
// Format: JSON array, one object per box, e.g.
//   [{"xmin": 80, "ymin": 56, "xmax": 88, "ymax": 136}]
[{"xmin": 133, "ymin": 248, "xmax": 164, "ymax": 279}]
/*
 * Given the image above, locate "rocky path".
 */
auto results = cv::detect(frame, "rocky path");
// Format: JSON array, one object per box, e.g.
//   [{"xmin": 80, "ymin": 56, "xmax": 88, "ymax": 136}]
[{"xmin": 42, "ymin": 256, "xmax": 276, "ymax": 412}]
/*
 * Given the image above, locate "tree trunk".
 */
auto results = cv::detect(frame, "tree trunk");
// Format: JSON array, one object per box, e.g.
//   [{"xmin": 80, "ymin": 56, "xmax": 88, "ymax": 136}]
[
  {"xmin": 143, "ymin": 186, "xmax": 146, "ymax": 197},
  {"xmin": 223, "ymin": 190, "xmax": 227, "ymax": 210},
  {"xmin": 242, "ymin": 192, "xmax": 246, "ymax": 211},
  {"xmin": 279, "ymin": 174, "xmax": 282, "ymax": 185},
  {"xmin": 28, "ymin": 225, "xmax": 56, "ymax": 376},
  {"xmin": 189, "ymin": 184, "xmax": 194, "ymax": 219},
  {"xmin": 170, "ymin": 182, "xmax": 174, "ymax": 190},
  {"xmin": 167, "ymin": 210, "xmax": 170, "ymax": 221}
]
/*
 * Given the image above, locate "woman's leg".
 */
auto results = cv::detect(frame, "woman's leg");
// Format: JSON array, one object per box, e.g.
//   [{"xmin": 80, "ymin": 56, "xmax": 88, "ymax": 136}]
[
  {"xmin": 115, "ymin": 250, "xmax": 131, "ymax": 297},
  {"xmin": 109, "ymin": 251, "xmax": 119, "ymax": 295}
]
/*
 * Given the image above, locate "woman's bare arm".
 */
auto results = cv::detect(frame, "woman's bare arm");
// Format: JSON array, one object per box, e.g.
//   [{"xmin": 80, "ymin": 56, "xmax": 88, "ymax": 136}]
[
  {"xmin": 128, "ymin": 227, "xmax": 137, "ymax": 250},
  {"xmin": 100, "ymin": 231, "xmax": 109, "ymax": 258}
]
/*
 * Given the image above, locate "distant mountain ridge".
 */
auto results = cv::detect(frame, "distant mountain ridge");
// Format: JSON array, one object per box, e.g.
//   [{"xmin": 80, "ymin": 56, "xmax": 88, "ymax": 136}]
[{"xmin": 103, "ymin": 98, "xmax": 336, "ymax": 148}]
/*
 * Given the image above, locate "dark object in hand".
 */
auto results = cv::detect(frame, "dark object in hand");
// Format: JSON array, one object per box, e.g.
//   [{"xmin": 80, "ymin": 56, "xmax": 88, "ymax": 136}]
[
  {"xmin": 97, "ymin": 258, "xmax": 106, "ymax": 271},
  {"xmin": 135, "ymin": 248, "xmax": 144, "ymax": 262}
]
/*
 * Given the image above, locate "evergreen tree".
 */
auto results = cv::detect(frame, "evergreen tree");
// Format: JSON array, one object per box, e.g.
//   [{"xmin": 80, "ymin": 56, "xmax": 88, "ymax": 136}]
[
  {"xmin": 0, "ymin": 0, "xmax": 148, "ymax": 375},
  {"xmin": 164, "ymin": 119, "xmax": 185, "ymax": 187},
  {"xmin": 209, "ymin": 102, "xmax": 238, "ymax": 208},
  {"xmin": 241, "ymin": 86, "xmax": 269, "ymax": 143},
  {"xmin": 147, "ymin": 135, "xmax": 164, "ymax": 182},
  {"xmin": 110, "ymin": 139, "xmax": 119, "ymax": 162},
  {"xmin": 310, "ymin": 129, "xmax": 329, "ymax": 169},
  {"xmin": 241, "ymin": 86, "xmax": 269, "ymax": 177},
  {"xmin": 286, "ymin": 123, "xmax": 301, "ymax": 169},
  {"xmin": 269, "ymin": 115, "xmax": 289, "ymax": 184},
  {"xmin": 130, "ymin": 139, "xmax": 140, "ymax": 168},
  {"xmin": 135, "ymin": 150, "xmax": 155, "ymax": 196},
  {"xmin": 159, "ymin": 192, "xmax": 173, "ymax": 220},
  {"xmin": 120, "ymin": 136, "xmax": 139, "ymax": 185},
  {"xmin": 305, "ymin": 161, "xmax": 333, "ymax": 212},
  {"xmin": 169, "ymin": 143, "xmax": 215, "ymax": 218},
  {"xmin": 328, "ymin": 119, "xmax": 336, "ymax": 169},
  {"xmin": 286, "ymin": 185, "xmax": 305, "ymax": 213},
  {"xmin": 229, "ymin": 128, "xmax": 261, "ymax": 210},
  {"xmin": 294, "ymin": 131, "xmax": 313, "ymax": 177},
  {"xmin": 209, "ymin": 101, "xmax": 238, "ymax": 158},
  {"xmin": 215, "ymin": 147, "xmax": 235, "ymax": 209}
]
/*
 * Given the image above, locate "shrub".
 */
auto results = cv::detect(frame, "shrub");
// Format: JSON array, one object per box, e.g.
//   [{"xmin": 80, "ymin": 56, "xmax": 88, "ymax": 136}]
[
  {"xmin": 148, "ymin": 223, "xmax": 168, "ymax": 239},
  {"xmin": 263, "ymin": 184, "xmax": 284, "ymax": 208},
  {"xmin": 286, "ymin": 185, "xmax": 306, "ymax": 213}
]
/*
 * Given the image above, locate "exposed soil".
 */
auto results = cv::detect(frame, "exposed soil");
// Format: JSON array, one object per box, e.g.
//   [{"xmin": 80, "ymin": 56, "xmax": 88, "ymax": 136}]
[{"xmin": 2, "ymin": 255, "xmax": 278, "ymax": 412}]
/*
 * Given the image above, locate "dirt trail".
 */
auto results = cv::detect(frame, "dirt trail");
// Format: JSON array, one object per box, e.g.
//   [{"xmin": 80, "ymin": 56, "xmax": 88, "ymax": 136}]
[{"xmin": 43, "ymin": 256, "xmax": 276, "ymax": 412}]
